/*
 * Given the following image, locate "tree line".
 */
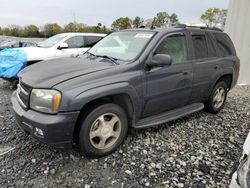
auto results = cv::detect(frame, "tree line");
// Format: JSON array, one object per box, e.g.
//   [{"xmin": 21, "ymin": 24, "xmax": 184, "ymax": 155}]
[
  {"xmin": 0, "ymin": 8, "xmax": 227, "ymax": 38},
  {"xmin": 0, "ymin": 22, "xmax": 111, "ymax": 38}
]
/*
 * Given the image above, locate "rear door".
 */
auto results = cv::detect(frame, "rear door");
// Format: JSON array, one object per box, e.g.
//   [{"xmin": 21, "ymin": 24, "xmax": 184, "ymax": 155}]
[{"xmin": 189, "ymin": 30, "xmax": 220, "ymax": 102}]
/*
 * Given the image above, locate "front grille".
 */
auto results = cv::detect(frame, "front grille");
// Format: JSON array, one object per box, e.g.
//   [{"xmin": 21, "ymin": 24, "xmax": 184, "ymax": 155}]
[{"xmin": 16, "ymin": 81, "xmax": 32, "ymax": 109}]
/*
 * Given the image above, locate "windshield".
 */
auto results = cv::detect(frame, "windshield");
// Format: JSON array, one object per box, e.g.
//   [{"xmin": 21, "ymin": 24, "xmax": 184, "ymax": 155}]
[
  {"xmin": 38, "ymin": 34, "xmax": 66, "ymax": 48},
  {"xmin": 88, "ymin": 31, "xmax": 155, "ymax": 61}
]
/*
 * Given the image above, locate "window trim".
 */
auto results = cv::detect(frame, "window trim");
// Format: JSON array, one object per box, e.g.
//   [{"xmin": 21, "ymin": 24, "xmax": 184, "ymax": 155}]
[{"xmin": 152, "ymin": 32, "xmax": 190, "ymax": 64}]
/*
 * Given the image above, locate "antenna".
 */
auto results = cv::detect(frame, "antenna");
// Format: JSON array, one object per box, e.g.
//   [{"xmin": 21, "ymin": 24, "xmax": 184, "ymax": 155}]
[{"xmin": 73, "ymin": 12, "xmax": 78, "ymax": 57}]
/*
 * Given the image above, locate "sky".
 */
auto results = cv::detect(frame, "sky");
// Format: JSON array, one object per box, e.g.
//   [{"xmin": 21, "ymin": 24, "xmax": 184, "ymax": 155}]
[{"xmin": 0, "ymin": 0, "xmax": 229, "ymax": 28}]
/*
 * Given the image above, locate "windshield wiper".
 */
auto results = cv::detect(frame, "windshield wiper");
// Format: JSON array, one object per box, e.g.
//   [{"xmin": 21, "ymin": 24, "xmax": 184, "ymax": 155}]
[
  {"xmin": 97, "ymin": 55, "xmax": 119, "ymax": 65},
  {"xmin": 86, "ymin": 52, "xmax": 119, "ymax": 65},
  {"xmin": 85, "ymin": 51, "xmax": 95, "ymax": 56}
]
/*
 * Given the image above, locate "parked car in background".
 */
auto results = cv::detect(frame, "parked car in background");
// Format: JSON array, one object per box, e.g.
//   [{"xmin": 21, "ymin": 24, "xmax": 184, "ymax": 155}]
[
  {"xmin": 19, "ymin": 32, "xmax": 106, "ymax": 65},
  {"xmin": 11, "ymin": 25, "xmax": 239, "ymax": 157},
  {"xmin": 0, "ymin": 33, "xmax": 106, "ymax": 79},
  {"xmin": 0, "ymin": 41, "xmax": 37, "ymax": 51},
  {"xmin": 230, "ymin": 131, "xmax": 250, "ymax": 188}
]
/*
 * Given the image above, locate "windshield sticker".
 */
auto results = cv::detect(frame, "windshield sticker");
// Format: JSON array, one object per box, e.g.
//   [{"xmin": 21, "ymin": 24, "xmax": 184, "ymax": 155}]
[{"xmin": 134, "ymin": 33, "xmax": 153, "ymax": 38}]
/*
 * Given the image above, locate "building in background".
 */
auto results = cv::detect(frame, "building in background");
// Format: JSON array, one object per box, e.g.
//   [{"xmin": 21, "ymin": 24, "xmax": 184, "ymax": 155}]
[{"xmin": 225, "ymin": 0, "xmax": 250, "ymax": 85}]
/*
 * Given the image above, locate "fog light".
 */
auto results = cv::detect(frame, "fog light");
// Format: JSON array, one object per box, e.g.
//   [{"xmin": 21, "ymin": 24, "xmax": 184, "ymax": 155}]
[{"xmin": 35, "ymin": 128, "xmax": 44, "ymax": 136}]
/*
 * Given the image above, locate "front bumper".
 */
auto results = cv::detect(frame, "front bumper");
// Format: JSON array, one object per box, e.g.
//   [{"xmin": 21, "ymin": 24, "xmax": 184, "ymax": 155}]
[{"xmin": 11, "ymin": 92, "xmax": 80, "ymax": 148}]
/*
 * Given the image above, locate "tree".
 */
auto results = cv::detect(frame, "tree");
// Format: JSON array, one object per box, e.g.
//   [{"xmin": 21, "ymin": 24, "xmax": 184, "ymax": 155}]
[
  {"xmin": 64, "ymin": 22, "xmax": 76, "ymax": 32},
  {"xmin": 9, "ymin": 25, "xmax": 23, "ymax": 37},
  {"xmin": 111, "ymin": 17, "xmax": 132, "ymax": 30},
  {"xmin": 94, "ymin": 23, "xmax": 102, "ymax": 33},
  {"xmin": 133, "ymin": 16, "xmax": 144, "ymax": 28},
  {"xmin": 23, "ymin": 25, "xmax": 39, "ymax": 37},
  {"xmin": 201, "ymin": 8, "xmax": 227, "ymax": 28},
  {"xmin": 153, "ymin": 12, "xmax": 169, "ymax": 27},
  {"xmin": 43, "ymin": 23, "xmax": 62, "ymax": 37},
  {"xmin": 169, "ymin": 13, "xmax": 179, "ymax": 27},
  {"xmin": 218, "ymin": 9, "xmax": 227, "ymax": 28},
  {"xmin": 1, "ymin": 27, "xmax": 11, "ymax": 36},
  {"xmin": 151, "ymin": 12, "xmax": 179, "ymax": 27}
]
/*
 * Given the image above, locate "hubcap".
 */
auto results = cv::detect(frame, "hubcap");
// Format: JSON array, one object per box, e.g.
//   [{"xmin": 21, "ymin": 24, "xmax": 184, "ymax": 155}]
[
  {"xmin": 213, "ymin": 86, "xmax": 226, "ymax": 109},
  {"xmin": 89, "ymin": 113, "xmax": 122, "ymax": 150}
]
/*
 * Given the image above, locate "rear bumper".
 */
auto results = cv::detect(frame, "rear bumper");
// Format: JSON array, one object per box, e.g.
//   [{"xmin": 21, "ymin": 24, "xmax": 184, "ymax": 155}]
[{"xmin": 11, "ymin": 92, "xmax": 80, "ymax": 148}]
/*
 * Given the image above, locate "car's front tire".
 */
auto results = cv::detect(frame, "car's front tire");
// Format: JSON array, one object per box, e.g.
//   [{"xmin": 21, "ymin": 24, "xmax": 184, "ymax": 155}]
[
  {"xmin": 206, "ymin": 81, "xmax": 228, "ymax": 114},
  {"xmin": 78, "ymin": 103, "xmax": 128, "ymax": 157}
]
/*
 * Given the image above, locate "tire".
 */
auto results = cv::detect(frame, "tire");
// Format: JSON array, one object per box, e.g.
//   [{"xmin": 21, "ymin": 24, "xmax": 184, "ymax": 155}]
[
  {"xmin": 206, "ymin": 81, "xmax": 228, "ymax": 114},
  {"xmin": 78, "ymin": 103, "xmax": 128, "ymax": 157}
]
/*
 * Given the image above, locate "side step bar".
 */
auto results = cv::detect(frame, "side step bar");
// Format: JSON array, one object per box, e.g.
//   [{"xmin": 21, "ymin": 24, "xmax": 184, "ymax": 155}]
[{"xmin": 133, "ymin": 103, "xmax": 204, "ymax": 129}]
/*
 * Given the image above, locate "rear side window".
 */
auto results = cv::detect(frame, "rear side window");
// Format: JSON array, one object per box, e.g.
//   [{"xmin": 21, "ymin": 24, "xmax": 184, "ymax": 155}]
[
  {"xmin": 155, "ymin": 34, "xmax": 188, "ymax": 64},
  {"xmin": 213, "ymin": 33, "xmax": 236, "ymax": 56},
  {"xmin": 192, "ymin": 35, "xmax": 208, "ymax": 59},
  {"xmin": 85, "ymin": 36, "xmax": 103, "ymax": 48}
]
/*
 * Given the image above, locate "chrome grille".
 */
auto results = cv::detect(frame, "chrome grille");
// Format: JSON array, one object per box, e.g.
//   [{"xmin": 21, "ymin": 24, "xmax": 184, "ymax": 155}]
[{"xmin": 16, "ymin": 81, "xmax": 32, "ymax": 109}]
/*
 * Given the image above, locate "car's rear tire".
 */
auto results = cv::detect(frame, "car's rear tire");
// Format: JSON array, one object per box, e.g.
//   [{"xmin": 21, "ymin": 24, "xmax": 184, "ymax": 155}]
[
  {"xmin": 78, "ymin": 103, "xmax": 128, "ymax": 157},
  {"xmin": 205, "ymin": 81, "xmax": 228, "ymax": 114}
]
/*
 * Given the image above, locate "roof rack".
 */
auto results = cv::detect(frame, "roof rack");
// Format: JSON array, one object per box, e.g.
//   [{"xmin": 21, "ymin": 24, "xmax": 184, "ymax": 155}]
[{"xmin": 175, "ymin": 24, "xmax": 223, "ymax": 32}]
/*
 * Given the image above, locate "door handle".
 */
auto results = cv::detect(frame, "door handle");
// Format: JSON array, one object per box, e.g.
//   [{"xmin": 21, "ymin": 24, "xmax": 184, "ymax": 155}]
[{"xmin": 214, "ymin": 65, "xmax": 219, "ymax": 70}]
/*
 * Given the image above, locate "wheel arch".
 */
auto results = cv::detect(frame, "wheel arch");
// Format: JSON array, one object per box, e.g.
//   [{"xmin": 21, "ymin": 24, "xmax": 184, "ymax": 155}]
[
  {"xmin": 207, "ymin": 73, "xmax": 233, "ymax": 99},
  {"xmin": 214, "ymin": 74, "xmax": 233, "ymax": 90},
  {"xmin": 71, "ymin": 83, "xmax": 140, "ymax": 141}
]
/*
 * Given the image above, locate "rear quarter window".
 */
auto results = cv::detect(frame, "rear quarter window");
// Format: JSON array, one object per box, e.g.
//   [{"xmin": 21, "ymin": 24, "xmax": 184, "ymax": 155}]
[{"xmin": 213, "ymin": 33, "xmax": 236, "ymax": 56}]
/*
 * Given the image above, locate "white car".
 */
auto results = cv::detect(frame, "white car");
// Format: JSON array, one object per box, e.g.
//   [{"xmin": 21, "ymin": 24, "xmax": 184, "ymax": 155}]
[
  {"xmin": 230, "ymin": 131, "xmax": 250, "ymax": 188},
  {"xmin": 19, "ymin": 33, "xmax": 106, "ymax": 65}
]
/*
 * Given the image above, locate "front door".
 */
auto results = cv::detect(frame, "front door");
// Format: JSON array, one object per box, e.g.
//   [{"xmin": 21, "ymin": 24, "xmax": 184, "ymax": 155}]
[
  {"xmin": 143, "ymin": 32, "xmax": 193, "ymax": 117},
  {"xmin": 56, "ymin": 36, "xmax": 86, "ymax": 58}
]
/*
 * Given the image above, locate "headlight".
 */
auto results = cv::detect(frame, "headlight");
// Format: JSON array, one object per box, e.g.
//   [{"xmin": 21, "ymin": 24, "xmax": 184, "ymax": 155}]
[{"xmin": 30, "ymin": 89, "xmax": 62, "ymax": 114}]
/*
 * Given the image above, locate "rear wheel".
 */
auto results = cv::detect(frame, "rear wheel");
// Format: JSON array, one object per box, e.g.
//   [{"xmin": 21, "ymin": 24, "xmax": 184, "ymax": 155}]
[
  {"xmin": 206, "ymin": 81, "xmax": 228, "ymax": 114},
  {"xmin": 78, "ymin": 103, "xmax": 128, "ymax": 157}
]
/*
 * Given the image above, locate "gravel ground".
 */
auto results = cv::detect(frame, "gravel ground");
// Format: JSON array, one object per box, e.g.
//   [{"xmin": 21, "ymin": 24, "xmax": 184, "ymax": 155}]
[{"xmin": 0, "ymin": 79, "xmax": 249, "ymax": 188}]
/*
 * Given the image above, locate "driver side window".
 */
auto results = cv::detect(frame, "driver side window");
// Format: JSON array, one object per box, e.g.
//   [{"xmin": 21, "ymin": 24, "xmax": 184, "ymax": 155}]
[{"xmin": 155, "ymin": 34, "xmax": 188, "ymax": 64}]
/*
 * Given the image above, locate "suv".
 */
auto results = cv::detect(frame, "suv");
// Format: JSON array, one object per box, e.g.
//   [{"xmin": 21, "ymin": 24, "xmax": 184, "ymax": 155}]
[{"xmin": 11, "ymin": 26, "xmax": 240, "ymax": 157}]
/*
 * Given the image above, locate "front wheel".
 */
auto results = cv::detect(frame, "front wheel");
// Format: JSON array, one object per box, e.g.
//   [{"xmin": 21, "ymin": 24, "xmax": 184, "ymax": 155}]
[
  {"xmin": 205, "ymin": 81, "xmax": 228, "ymax": 114},
  {"xmin": 78, "ymin": 103, "xmax": 128, "ymax": 157}
]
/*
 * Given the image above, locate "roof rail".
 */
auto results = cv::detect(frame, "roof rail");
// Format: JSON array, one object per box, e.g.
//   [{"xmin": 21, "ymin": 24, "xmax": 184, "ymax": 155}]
[{"xmin": 175, "ymin": 24, "xmax": 223, "ymax": 32}]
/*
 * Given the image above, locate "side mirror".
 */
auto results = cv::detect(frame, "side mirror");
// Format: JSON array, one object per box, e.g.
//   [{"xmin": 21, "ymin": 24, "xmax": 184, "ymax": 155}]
[
  {"xmin": 148, "ymin": 54, "xmax": 172, "ymax": 67},
  {"xmin": 58, "ymin": 43, "xmax": 68, "ymax": 50}
]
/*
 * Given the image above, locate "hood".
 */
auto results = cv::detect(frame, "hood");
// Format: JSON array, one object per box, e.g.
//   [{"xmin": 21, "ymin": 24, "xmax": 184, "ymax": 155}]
[
  {"xmin": 17, "ymin": 47, "xmax": 50, "ymax": 61},
  {"xmin": 19, "ymin": 56, "xmax": 114, "ymax": 88}
]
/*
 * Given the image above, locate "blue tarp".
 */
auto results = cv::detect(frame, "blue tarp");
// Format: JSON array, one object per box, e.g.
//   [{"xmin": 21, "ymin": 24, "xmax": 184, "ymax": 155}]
[{"xmin": 0, "ymin": 49, "xmax": 27, "ymax": 78}]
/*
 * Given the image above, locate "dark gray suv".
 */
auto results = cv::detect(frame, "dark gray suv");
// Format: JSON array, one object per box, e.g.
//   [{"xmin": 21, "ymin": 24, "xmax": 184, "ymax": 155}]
[{"xmin": 11, "ymin": 25, "xmax": 240, "ymax": 157}]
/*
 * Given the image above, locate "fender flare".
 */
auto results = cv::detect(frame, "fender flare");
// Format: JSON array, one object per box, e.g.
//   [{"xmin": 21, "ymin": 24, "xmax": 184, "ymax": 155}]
[
  {"xmin": 67, "ymin": 82, "xmax": 141, "ymax": 118},
  {"xmin": 207, "ymin": 68, "xmax": 234, "ymax": 98}
]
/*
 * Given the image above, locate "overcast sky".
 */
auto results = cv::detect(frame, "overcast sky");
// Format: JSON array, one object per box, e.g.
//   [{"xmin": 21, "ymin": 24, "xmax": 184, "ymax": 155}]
[{"xmin": 0, "ymin": 0, "xmax": 229, "ymax": 28}]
